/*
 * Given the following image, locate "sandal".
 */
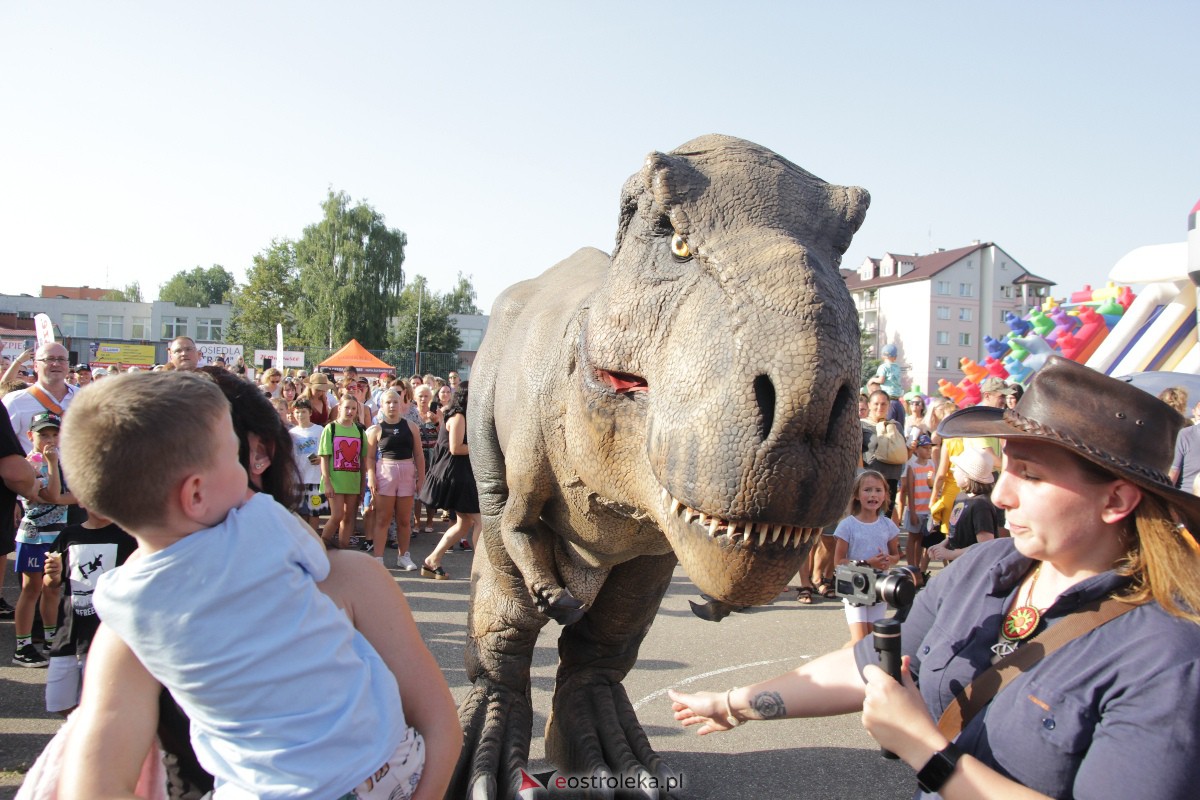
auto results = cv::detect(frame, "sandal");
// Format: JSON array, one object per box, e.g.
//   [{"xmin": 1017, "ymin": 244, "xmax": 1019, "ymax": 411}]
[
  {"xmin": 816, "ymin": 581, "xmax": 838, "ymax": 599},
  {"xmin": 796, "ymin": 586, "xmax": 814, "ymax": 605},
  {"xmin": 421, "ymin": 561, "xmax": 448, "ymax": 580}
]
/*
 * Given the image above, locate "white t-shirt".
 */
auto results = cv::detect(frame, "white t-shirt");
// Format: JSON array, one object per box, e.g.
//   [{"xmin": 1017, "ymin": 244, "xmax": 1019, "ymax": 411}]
[
  {"xmin": 93, "ymin": 493, "xmax": 411, "ymax": 799},
  {"xmin": 833, "ymin": 514, "xmax": 899, "ymax": 562},
  {"xmin": 289, "ymin": 423, "xmax": 324, "ymax": 485},
  {"xmin": 3, "ymin": 382, "xmax": 77, "ymax": 454}
]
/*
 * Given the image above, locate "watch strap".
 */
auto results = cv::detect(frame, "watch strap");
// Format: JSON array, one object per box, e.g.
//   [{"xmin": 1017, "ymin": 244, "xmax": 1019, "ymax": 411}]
[{"xmin": 916, "ymin": 741, "xmax": 962, "ymax": 794}]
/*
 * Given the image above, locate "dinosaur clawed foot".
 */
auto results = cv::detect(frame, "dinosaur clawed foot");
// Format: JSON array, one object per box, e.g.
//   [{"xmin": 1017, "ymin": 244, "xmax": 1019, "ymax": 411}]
[
  {"xmin": 545, "ymin": 677, "xmax": 680, "ymax": 799},
  {"xmin": 451, "ymin": 679, "xmax": 536, "ymax": 800}
]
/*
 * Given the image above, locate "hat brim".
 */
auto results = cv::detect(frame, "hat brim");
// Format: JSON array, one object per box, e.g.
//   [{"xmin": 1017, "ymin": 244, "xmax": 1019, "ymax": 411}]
[{"xmin": 939, "ymin": 406, "xmax": 1200, "ymax": 534}]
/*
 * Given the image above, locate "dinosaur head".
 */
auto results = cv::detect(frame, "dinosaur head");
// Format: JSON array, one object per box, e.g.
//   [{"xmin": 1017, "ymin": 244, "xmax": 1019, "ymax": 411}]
[{"xmin": 577, "ymin": 135, "xmax": 868, "ymax": 608}]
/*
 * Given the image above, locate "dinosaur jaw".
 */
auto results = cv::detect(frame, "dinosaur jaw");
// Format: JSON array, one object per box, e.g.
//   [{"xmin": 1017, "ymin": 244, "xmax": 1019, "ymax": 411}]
[{"xmin": 656, "ymin": 487, "xmax": 817, "ymax": 607}]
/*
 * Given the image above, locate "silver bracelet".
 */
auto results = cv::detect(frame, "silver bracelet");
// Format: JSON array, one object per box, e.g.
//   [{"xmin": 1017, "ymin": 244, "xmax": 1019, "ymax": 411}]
[{"xmin": 723, "ymin": 689, "xmax": 742, "ymax": 728}]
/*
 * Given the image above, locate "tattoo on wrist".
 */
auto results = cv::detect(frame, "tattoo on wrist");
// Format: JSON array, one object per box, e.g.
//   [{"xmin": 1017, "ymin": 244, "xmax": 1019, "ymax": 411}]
[{"xmin": 749, "ymin": 691, "xmax": 786, "ymax": 720}]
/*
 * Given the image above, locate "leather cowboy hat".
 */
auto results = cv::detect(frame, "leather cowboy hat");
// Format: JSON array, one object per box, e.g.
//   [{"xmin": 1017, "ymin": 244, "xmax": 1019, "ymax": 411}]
[{"xmin": 938, "ymin": 355, "xmax": 1200, "ymax": 533}]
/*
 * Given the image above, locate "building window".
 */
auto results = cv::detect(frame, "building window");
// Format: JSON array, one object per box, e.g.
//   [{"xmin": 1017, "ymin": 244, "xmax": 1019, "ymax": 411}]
[
  {"xmin": 1001, "ymin": 286, "xmax": 1014, "ymax": 299},
  {"xmin": 459, "ymin": 328, "xmax": 484, "ymax": 350},
  {"xmin": 935, "ymin": 356, "xmax": 949, "ymax": 369},
  {"xmin": 131, "ymin": 317, "xmax": 151, "ymax": 339},
  {"xmin": 936, "ymin": 281, "xmax": 952, "ymax": 295},
  {"xmin": 196, "ymin": 318, "xmax": 223, "ymax": 341},
  {"xmin": 96, "ymin": 315, "xmax": 123, "ymax": 338},
  {"xmin": 936, "ymin": 331, "xmax": 949, "ymax": 345},
  {"xmin": 936, "ymin": 306, "xmax": 951, "ymax": 320},
  {"xmin": 959, "ymin": 308, "xmax": 973, "ymax": 322},
  {"xmin": 959, "ymin": 332, "xmax": 972, "ymax": 346},
  {"xmin": 161, "ymin": 317, "xmax": 188, "ymax": 339},
  {"xmin": 1000, "ymin": 260, "xmax": 1008, "ymax": 270},
  {"xmin": 61, "ymin": 313, "xmax": 88, "ymax": 337},
  {"xmin": 959, "ymin": 282, "xmax": 974, "ymax": 297}
]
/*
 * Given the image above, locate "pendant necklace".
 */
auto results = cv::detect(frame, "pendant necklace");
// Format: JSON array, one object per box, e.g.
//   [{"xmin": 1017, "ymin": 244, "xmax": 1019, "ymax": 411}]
[{"xmin": 1001, "ymin": 563, "xmax": 1043, "ymax": 644}]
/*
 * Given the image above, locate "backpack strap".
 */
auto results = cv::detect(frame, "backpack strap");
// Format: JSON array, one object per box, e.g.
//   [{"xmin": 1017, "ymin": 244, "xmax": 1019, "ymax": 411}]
[
  {"xmin": 936, "ymin": 597, "xmax": 1136, "ymax": 739},
  {"xmin": 28, "ymin": 384, "xmax": 65, "ymax": 416}
]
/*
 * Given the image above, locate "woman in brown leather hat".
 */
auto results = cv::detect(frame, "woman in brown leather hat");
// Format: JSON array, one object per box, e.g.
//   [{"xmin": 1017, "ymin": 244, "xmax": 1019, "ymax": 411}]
[{"xmin": 672, "ymin": 356, "xmax": 1200, "ymax": 798}]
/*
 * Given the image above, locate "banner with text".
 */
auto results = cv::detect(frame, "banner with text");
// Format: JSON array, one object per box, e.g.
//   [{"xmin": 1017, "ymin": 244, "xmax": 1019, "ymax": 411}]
[
  {"xmin": 196, "ymin": 343, "xmax": 244, "ymax": 366},
  {"xmin": 253, "ymin": 349, "xmax": 305, "ymax": 368},
  {"xmin": 93, "ymin": 342, "xmax": 157, "ymax": 367}
]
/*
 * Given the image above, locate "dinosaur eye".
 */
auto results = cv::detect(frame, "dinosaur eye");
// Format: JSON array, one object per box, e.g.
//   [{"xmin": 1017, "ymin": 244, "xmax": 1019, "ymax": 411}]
[{"xmin": 670, "ymin": 233, "xmax": 692, "ymax": 260}]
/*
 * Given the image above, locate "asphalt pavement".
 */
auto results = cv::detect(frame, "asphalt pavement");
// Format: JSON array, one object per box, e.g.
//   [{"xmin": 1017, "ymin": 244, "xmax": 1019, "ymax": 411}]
[{"xmin": 0, "ymin": 523, "xmax": 917, "ymax": 799}]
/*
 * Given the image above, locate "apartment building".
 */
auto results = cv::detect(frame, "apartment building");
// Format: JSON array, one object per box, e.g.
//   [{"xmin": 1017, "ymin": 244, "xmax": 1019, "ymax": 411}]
[
  {"xmin": 0, "ymin": 290, "xmax": 231, "ymax": 365},
  {"xmin": 842, "ymin": 242, "xmax": 1054, "ymax": 393}
]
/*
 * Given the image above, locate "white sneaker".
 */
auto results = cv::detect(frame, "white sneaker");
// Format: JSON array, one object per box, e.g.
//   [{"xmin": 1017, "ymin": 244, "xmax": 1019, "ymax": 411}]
[{"xmin": 398, "ymin": 552, "xmax": 418, "ymax": 572}]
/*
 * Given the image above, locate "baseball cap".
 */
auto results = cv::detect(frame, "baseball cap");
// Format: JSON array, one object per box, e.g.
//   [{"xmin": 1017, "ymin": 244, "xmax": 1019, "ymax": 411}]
[
  {"xmin": 979, "ymin": 377, "xmax": 1014, "ymax": 395},
  {"xmin": 915, "ymin": 433, "xmax": 933, "ymax": 447},
  {"xmin": 31, "ymin": 412, "xmax": 63, "ymax": 432}
]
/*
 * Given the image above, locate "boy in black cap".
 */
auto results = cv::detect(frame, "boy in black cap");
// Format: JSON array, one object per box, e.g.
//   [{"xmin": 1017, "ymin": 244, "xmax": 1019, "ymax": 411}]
[{"xmin": 12, "ymin": 411, "xmax": 76, "ymax": 667}]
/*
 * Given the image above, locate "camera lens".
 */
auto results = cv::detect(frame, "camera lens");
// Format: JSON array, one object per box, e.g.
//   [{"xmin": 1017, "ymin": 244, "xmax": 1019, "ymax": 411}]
[{"xmin": 878, "ymin": 570, "xmax": 916, "ymax": 609}]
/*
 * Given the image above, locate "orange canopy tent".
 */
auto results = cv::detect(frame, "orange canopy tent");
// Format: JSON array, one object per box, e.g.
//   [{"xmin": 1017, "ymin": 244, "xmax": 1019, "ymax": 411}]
[{"xmin": 317, "ymin": 339, "xmax": 395, "ymax": 376}]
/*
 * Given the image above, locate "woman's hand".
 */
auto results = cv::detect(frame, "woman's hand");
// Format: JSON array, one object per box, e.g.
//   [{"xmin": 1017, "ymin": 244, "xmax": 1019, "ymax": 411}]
[
  {"xmin": 861, "ymin": 656, "xmax": 946, "ymax": 768},
  {"xmin": 668, "ymin": 689, "xmax": 740, "ymax": 736}
]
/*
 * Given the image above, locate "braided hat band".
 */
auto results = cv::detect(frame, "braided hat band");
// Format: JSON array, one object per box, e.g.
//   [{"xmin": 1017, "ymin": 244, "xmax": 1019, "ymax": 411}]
[{"xmin": 1001, "ymin": 408, "xmax": 1173, "ymax": 488}]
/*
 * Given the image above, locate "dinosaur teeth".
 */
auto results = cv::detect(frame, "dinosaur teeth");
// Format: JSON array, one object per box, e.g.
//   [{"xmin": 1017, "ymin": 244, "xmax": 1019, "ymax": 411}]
[
  {"xmin": 758, "ymin": 527, "xmax": 767, "ymax": 546},
  {"xmin": 794, "ymin": 528, "xmax": 805, "ymax": 548},
  {"xmin": 708, "ymin": 518, "xmax": 719, "ymax": 538},
  {"xmin": 670, "ymin": 498, "xmax": 681, "ymax": 515}
]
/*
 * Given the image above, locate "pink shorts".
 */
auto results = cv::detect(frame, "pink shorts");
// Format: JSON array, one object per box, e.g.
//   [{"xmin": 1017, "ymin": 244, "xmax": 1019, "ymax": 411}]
[{"xmin": 375, "ymin": 459, "xmax": 416, "ymax": 497}]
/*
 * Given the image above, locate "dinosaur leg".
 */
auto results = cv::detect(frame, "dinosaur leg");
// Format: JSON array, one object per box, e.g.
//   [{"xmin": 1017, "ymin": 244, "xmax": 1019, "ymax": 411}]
[
  {"xmin": 545, "ymin": 551, "xmax": 679, "ymax": 794},
  {"xmin": 448, "ymin": 524, "xmax": 550, "ymax": 800}
]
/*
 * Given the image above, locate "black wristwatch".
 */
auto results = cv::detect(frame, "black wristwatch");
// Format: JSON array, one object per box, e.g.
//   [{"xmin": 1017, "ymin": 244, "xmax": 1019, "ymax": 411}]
[{"xmin": 916, "ymin": 742, "xmax": 962, "ymax": 793}]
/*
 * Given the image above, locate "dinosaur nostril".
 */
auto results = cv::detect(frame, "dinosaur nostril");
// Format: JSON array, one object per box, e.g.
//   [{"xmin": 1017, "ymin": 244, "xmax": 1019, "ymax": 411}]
[
  {"xmin": 826, "ymin": 383, "xmax": 856, "ymax": 446},
  {"xmin": 753, "ymin": 374, "xmax": 775, "ymax": 441}
]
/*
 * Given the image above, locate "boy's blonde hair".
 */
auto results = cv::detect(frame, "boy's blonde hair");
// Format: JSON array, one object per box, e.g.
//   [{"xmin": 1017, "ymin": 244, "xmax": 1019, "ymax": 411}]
[{"xmin": 60, "ymin": 372, "xmax": 230, "ymax": 531}]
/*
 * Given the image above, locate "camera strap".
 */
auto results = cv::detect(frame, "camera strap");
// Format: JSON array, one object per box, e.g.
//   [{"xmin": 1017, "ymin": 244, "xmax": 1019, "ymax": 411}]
[{"xmin": 936, "ymin": 597, "xmax": 1134, "ymax": 739}]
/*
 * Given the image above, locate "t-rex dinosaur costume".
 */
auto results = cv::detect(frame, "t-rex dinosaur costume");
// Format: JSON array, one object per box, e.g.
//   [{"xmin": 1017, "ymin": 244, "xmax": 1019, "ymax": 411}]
[{"xmin": 454, "ymin": 134, "xmax": 869, "ymax": 798}]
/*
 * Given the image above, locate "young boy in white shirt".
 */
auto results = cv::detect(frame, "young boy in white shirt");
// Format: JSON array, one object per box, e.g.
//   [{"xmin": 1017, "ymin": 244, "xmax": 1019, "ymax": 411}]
[
  {"xmin": 60, "ymin": 371, "xmax": 424, "ymax": 799},
  {"xmin": 289, "ymin": 398, "xmax": 329, "ymax": 531}
]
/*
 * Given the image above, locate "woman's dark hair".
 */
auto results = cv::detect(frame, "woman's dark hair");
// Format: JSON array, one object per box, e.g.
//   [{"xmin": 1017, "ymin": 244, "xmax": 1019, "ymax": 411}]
[
  {"xmin": 199, "ymin": 366, "xmax": 300, "ymax": 509},
  {"xmin": 447, "ymin": 381, "xmax": 469, "ymax": 418},
  {"xmin": 1009, "ymin": 384, "xmax": 1025, "ymax": 403}
]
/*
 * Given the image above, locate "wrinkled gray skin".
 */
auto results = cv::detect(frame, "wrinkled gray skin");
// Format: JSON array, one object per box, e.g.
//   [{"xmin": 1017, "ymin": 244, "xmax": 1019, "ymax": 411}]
[{"xmin": 453, "ymin": 135, "xmax": 868, "ymax": 799}]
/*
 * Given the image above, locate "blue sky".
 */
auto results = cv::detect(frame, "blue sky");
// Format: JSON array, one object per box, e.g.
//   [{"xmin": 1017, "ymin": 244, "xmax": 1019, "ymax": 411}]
[{"xmin": 2, "ymin": 2, "xmax": 1196, "ymax": 313}]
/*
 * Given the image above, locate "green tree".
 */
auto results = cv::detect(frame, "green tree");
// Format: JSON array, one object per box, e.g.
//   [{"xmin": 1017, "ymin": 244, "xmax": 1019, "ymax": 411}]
[
  {"xmin": 101, "ymin": 281, "xmax": 143, "ymax": 302},
  {"xmin": 442, "ymin": 272, "xmax": 481, "ymax": 314},
  {"xmin": 159, "ymin": 265, "xmax": 236, "ymax": 306},
  {"xmin": 387, "ymin": 275, "xmax": 462, "ymax": 355},
  {"xmin": 226, "ymin": 239, "xmax": 304, "ymax": 350},
  {"xmin": 295, "ymin": 190, "xmax": 407, "ymax": 349}
]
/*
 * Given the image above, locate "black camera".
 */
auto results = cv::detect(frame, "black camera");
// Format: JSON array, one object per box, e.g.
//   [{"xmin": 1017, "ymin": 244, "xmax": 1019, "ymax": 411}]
[{"xmin": 834, "ymin": 563, "xmax": 917, "ymax": 609}]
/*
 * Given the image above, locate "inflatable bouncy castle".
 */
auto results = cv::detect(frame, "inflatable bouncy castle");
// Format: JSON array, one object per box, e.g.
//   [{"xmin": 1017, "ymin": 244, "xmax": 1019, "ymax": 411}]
[{"xmin": 936, "ymin": 199, "xmax": 1200, "ymax": 406}]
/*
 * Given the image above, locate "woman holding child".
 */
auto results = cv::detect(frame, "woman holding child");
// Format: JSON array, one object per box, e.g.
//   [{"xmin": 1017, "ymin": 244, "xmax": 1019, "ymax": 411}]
[
  {"xmin": 671, "ymin": 357, "xmax": 1200, "ymax": 799},
  {"xmin": 52, "ymin": 369, "xmax": 460, "ymax": 800}
]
